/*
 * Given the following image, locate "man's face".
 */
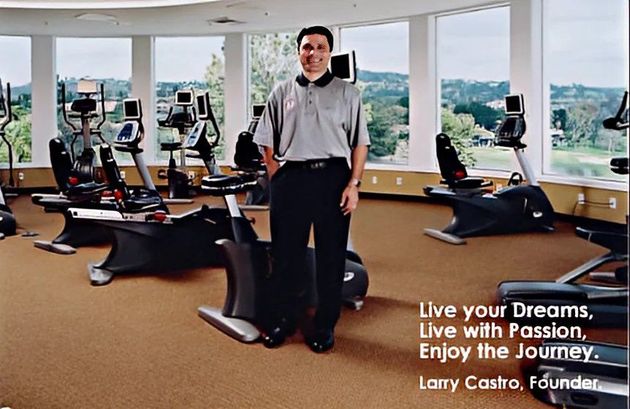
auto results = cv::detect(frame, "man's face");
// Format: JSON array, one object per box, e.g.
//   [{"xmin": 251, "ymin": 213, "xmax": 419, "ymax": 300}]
[{"xmin": 298, "ymin": 34, "xmax": 331, "ymax": 74}]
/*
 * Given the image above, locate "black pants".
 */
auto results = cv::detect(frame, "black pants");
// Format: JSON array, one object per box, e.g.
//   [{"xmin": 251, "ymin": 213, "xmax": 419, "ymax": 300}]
[{"xmin": 268, "ymin": 158, "xmax": 351, "ymax": 331}]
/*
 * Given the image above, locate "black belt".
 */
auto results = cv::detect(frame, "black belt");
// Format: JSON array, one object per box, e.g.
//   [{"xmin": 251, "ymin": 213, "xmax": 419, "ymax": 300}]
[{"xmin": 284, "ymin": 158, "xmax": 346, "ymax": 170}]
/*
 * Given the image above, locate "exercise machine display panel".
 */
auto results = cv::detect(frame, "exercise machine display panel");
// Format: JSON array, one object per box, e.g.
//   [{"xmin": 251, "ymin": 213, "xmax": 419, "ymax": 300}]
[
  {"xmin": 505, "ymin": 94, "xmax": 525, "ymax": 116},
  {"xmin": 197, "ymin": 93, "xmax": 209, "ymax": 120},
  {"xmin": 114, "ymin": 122, "xmax": 139, "ymax": 144},
  {"xmin": 175, "ymin": 90, "xmax": 194, "ymax": 106},
  {"xmin": 251, "ymin": 104, "xmax": 265, "ymax": 119},
  {"xmin": 184, "ymin": 122, "xmax": 206, "ymax": 149},
  {"xmin": 330, "ymin": 51, "xmax": 356, "ymax": 84},
  {"xmin": 123, "ymin": 99, "xmax": 141, "ymax": 120}
]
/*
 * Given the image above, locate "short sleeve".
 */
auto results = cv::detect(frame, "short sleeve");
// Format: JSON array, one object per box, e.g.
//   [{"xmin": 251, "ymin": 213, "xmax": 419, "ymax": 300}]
[
  {"xmin": 253, "ymin": 89, "xmax": 279, "ymax": 148},
  {"xmin": 349, "ymin": 91, "xmax": 370, "ymax": 147}
]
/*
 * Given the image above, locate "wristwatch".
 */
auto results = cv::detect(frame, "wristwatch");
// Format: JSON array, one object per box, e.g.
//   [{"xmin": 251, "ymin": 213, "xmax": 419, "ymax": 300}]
[{"xmin": 349, "ymin": 178, "xmax": 362, "ymax": 188}]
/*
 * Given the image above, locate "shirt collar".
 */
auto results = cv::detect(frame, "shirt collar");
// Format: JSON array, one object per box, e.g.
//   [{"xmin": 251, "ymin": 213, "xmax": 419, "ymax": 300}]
[{"xmin": 296, "ymin": 70, "xmax": 334, "ymax": 87}]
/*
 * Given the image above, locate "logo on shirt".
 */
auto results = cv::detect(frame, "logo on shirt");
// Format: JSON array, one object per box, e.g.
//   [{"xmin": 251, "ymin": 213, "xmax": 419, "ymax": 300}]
[{"xmin": 284, "ymin": 97, "xmax": 296, "ymax": 111}]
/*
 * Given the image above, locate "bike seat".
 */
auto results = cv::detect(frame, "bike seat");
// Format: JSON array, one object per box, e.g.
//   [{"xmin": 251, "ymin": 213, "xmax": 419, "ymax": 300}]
[
  {"xmin": 65, "ymin": 182, "xmax": 109, "ymax": 200},
  {"xmin": 201, "ymin": 174, "xmax": 257, "ymax": 196},
  {"xmin": 161, "ymin": 142, "xmax": 182, "ymax": 151},
  {"xmin": 442, "ymin": 177, "xmax": 492, "ymax": 190}
]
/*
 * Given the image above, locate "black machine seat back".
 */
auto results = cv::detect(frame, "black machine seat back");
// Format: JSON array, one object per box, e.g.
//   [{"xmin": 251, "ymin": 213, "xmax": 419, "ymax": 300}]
[
  {"xmin": 183, "ymin": 121, "xmax": 213, "ymax": 159},
  {"xmin": 234, "ymin": 131, "xmax": 264, "ymax": 171},
  {"xmin": 435, "ymin": 133, "xmax": 491, "ymax": 189},
  {"xmin": 49, "ymin": 138, "xmax": 74, "ymax": 191},
  {"xmin": 158, "ymin": 110, "xmax": 195, "ymax": 135},
  {"xmin": 99, "ymin": 144, "xmax": 130, "ymax": 199}
]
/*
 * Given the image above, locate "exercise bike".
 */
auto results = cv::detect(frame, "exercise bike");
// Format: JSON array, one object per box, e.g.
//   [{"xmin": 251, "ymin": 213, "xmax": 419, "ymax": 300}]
[
  {"xmin": 69, "ymin": 91, "xmax": 234, "ymax": 285},
  {"xmin": 196, "ymin": 51, "xmax": 369, "ymax": 343},
  {"xmin": 0, "ymin": 80, "xmax": 16, "ymax": 240},
  {"xmin": 198, "ymin": 168, "xmax": 369, "ymax": 343},
  {"xmin": 157, "ymin": 89, "xmax": 206, "ymax": 203},
  {"xmin": 33, "ymin": 96, "xmax": 166, "ymax": 254},
  {"xmin": 424, "ymin": 94, "xmax": 555, "ymax": 244}
]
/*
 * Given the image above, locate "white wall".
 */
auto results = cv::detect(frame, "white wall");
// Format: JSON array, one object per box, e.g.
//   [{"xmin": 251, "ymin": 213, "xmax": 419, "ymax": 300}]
[
  {"xmin": 223, "ymin": 33, "xmax": 248, "ymax": 165},
  {"xmin": 131, "ymin": 36, "xmax": 156, "ymax": 161}
]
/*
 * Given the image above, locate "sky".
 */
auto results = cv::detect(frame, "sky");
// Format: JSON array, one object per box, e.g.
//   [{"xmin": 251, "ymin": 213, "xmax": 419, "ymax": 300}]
[
  {"xmin": 437, "ymin": 7, "xmax": 510, "ymax": 81},
  {"xmin": 341, "ymin": 21, "xmax": 409, "ymax": 75},
  {"xmin": 155, "ymin": 36, "xmax": 224, "ymax": 82},
  {"xmin": 0, "ymin": 0, "xmax": 627, "ymax": 88},
  {"xmin": 57, "ymin": 37, "xmax": 132, "ymax": 80}
]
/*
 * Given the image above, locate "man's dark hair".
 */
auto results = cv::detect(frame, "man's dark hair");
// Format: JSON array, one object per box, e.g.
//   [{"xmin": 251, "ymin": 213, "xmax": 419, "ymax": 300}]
[{"xmin": 296, "ymin": 26, "xmax": 333, "ymax": 51}]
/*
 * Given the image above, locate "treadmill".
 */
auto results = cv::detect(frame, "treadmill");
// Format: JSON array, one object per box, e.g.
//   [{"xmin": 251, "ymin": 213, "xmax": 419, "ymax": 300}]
[
  {"xmin": 504, "ymin": 92, "xmax": 629, "ymax": 409},
  {"xmin": 497, "ymin": 92, "xmax": 629, "ymax": 328}
]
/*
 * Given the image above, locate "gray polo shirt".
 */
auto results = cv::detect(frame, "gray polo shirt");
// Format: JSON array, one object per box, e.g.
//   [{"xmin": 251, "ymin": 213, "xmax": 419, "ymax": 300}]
[{"xmin": 253, "ymin": 71, "xmax": 370, "ymax": 162}]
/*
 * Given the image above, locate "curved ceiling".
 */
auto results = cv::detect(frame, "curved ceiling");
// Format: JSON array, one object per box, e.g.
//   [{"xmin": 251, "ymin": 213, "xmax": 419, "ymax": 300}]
[
  {"xmin": 0, "ymin": 0, "xmax": 220, "ymax": 9},
  {"xmin": 0, "ymin": 0, "xmax": 490, "ymax": 36}
]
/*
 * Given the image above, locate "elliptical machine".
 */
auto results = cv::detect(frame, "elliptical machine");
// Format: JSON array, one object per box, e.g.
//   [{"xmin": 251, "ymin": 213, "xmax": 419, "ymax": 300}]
[
  {"xmin": 32, "ymin": 80, "xmax": 109, "ymax": 206},
  {"xmin": 424, "ymin": 94, "xmax": 555, "ymax": 244},
  {"xmin": 69, "ymin": 91, "xmax": 234, "ymax": 286},
  {"xmin": 496, "ymin": 92, "xmax": 629, "ymax": 328},
  {"xmin": 157, "ymin": 89, "xmax": 200, "ymax": 203},
  {"xmin": 56, "ymin": 80, "xmax": 107, "ymax": 185},
  {"xmin": 32, "ymin": 96, "xmax": 166, "ymax": 254},
  {"xmin": 510, "ymin": 91, "xmax": 629, "ymax": 409},
  {"xmin": 0, "ymin": 80, "xmax": 17, "ymax": 240}
]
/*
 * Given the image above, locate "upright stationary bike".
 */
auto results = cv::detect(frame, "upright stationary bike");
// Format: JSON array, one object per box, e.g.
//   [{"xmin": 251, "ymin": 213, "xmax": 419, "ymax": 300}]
[{"xmin": 157, "ymin": 89, "xmax": 200, "ymax": 203}]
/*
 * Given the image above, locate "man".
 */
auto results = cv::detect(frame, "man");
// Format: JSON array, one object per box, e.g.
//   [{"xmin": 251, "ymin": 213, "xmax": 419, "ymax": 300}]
[{"xmin": 253, "ymin": 25, "xmax": 370, "ymax": 353}]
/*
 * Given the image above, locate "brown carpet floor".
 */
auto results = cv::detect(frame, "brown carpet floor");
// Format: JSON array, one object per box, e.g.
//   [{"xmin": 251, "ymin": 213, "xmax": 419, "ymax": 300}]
[{"xmin": 0, "ymin": 194, "xmax": 626, "ymax": 409}]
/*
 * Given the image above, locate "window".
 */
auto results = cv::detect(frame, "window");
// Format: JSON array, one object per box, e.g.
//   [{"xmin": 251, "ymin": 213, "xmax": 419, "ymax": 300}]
[
  {"xmin": 248, "ymin": 32, "xmax": 300, "ymax": 107},
  {"xmin": 543, "ymin": 0, "xmax": 628, "ymax": 182},
  {"xmin": 340, "ymin": 22, "xmax": 409, "ymax": 165},
  {"xmin": 0, "ymin": 35, "xmax": 32, "ymax": 164},
  {"xmin": 155, "ymin": 36, "xmax": 225, "ymax": 161},
  {"xmin": 56, "ymin": 38, "xmax": 132, "ymax": 162},
  {"xmin": 437, "ymin": 7, "xmax": 511, "ymax": 171}
]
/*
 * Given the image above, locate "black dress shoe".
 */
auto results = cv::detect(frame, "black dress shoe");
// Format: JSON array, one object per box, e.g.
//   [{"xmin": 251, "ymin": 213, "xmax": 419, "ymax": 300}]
[
  {"xmin": 262, "ymin": 318, "xmax": 296, "ymax": 349},
  {"xmin": 306, "ymin": 329, "xmax": 334, "ymax": 353}
]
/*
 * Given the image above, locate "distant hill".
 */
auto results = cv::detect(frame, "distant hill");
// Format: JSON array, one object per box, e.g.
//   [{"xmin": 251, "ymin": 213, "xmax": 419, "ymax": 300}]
[
  {"xmin": 6, "ymin": 74, "xmax": 625, "ymax": 113},
  {"xmin": 357, "ymin": 70, "xmax": 408, "ymax": 99},
  {"xmin": 9, "ymin": 84, "xmax": 31, "ymax": 100},
  {"xmin": 441, "ymin": 79, "xmax": 509, "ymax": 106}
]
